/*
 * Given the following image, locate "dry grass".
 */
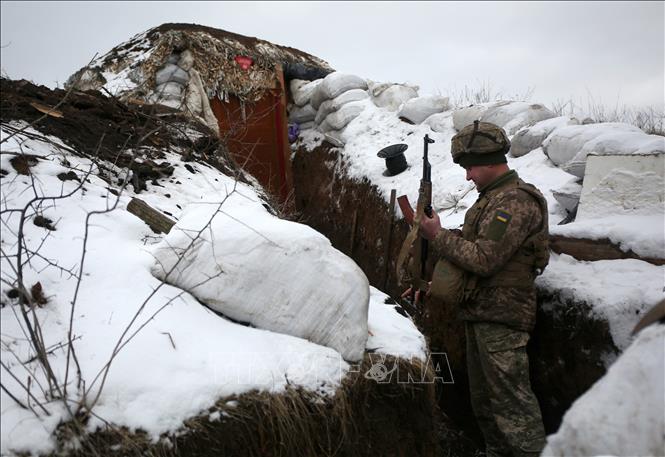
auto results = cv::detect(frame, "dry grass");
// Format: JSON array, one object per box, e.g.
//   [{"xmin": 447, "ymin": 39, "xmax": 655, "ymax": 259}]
[{"xmin": 51, "ymin": 354, "xmax": 441, "ymax": 457}]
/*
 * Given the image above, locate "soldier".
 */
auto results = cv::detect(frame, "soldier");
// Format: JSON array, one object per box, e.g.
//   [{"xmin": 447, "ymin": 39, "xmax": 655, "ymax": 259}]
[{"xmin": 419, "ymin": 121, "xmax": 550, "ymax": 457}]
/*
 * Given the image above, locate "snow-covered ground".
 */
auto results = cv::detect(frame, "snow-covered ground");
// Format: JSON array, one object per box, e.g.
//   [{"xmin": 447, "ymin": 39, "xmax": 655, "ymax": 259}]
[{"xmin": 0, "ymin": 122, "xmax": 425, "ymax": 456}]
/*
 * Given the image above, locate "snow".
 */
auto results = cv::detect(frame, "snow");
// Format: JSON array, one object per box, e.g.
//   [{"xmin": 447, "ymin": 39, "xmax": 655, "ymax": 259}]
[
  {"xmin": 0, "ymin": 122, "xmax": 423, "ymax": 455},
  {"xmin": 366, "ymin": 287, "xmax": 427, "ymax": 360},
  {"xmin": 542, "ymin": 325, "xmax": 665, "ymax": 457},
  {"xmin": 536, "ymin": 254, "xmax": 665, "ymax": 351}
]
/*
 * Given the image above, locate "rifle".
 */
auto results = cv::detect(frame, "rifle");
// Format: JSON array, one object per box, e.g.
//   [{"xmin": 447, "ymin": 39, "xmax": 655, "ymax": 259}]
[{"xmin": 396, "ymin": 134, "xmax": 434, "ymax": 309}]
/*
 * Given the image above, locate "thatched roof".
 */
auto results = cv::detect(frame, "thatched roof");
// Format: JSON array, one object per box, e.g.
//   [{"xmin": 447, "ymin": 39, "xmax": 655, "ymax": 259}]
[{"xmin": 67, "ymin": 23, "xmax": 334, "ymax": 103}]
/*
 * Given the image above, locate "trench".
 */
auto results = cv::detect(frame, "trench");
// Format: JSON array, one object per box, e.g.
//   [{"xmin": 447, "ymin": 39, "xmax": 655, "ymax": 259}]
[{"xmin": 292, "ymin": 141, "xmax": 620, "ymax": 453}]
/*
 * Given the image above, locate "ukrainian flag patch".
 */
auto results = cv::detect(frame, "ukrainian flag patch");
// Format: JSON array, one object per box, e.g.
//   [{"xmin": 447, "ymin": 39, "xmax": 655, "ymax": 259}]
[
  {"xmin": 496, "ymin": 210, "xmax": 511, "ymax": 223},
  {"xmin": 487, "ymin": 210, "xmax": 512, "ymax": 241}
]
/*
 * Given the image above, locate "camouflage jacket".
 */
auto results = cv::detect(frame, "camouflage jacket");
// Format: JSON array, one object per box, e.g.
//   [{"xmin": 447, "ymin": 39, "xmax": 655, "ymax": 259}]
[{"xmin": 431, "ymin": 170, "xmax": 548, "ymax": 332}]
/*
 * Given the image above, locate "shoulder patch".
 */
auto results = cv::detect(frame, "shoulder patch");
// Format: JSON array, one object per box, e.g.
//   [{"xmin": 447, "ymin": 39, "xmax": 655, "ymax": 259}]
[{"xmin": 487, "ymin": 210, "xmax": 512, "ymax": 241}]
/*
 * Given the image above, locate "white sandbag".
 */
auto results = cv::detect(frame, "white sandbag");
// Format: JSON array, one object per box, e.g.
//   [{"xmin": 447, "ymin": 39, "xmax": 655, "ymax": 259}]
[
  {"xmin": 565, "ymin": 131, "xmax": 665, "ymax": 178},
  {"xmin": 453, "ymin": 104, "xmax": 490, "ymax": 131},
  {"xmin": 310, "ymin": 72, "xmax": 368, "ymax": 110},
  {"xmin": 315, "ymin": 89, "xmax": 369, "ymax": 125},
  {"xmin": 398, "ymin": 95, "xmax": 450, "ymax": 124},
  {"xmin": 423, "ymin": 112, "xmax": 452, "ymax": 133},
  {"xmin": 510, "ymin": 116, "xmax": 579, "ymax": 157},
  {"xmin": 155, "ymin": 63, "xmax": 190, "ymax": 86},
  {"xmin": 324, "ymin": 130, "xmax": 346, "ymax": 148},
  {"xmin": 177, "ymin": 49, "xmax": 195, "ymax": 71},
  {"xmin": 323, "ymin": 100, "xmax": 366, "ymax": 131},
  {"xmin": 369, "ymin": 83, "xmax": 419, "ymax": 111},
  {"xmin": 481, "ymin": 101, "xmax": 556, "ymax": 135},
  {"xmin": 290, "ymin": 79, "xmax": 322, "ymax": 107},
  {"xmin": 542, "ymin": 123, "xmax": 646, "ymax": 177},
  {"xmin": 299, "ymin": 121, "xmax": 315, "ymax": 130},
  {"xmin": 150, "ymin": 195, "xmax": 370, "ymax": 362},
  {"xmin": 289, "ymin": 103, "xmax": 317, "ymax": 124},
  {"xmin": 155, "ymin": 81, "xmax": 184, "ymax": 98}
]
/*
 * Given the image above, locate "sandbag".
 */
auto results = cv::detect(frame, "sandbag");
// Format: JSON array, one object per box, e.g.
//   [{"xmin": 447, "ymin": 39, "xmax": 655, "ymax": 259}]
[
  {"xmin": 370, "ymin": 83, "xmax": 419, "ymax": 111},
  {"xmin": 510, "ymin": 116, "xmax": 579, "ymax": 157},
  {"xmin": 155, "ymin": 63, "xmax": 190, "ymax": 86},
  {"xmin": 542, "ymin": 123, "xmax": 644, "ymax": 177},
  {"xmin": 453, "ymin": 104, "xmax": 490, "ymax": 131},
  {"xmin": 289, "ymin": 103, "xmax": 317, "ymax": 124},
  {"xmin": 150, "ymin": 196, "xmax": 370, "ymax": 362},
  {"xmin": 481, "ymin": 101, "xmax": 555, "ymax": 135},
  {"xmin": 153, "ymin": 82, "xmax": 184, "ymax": 101},
  {"xmin": 322, "ymin": 100, "xmax": 366, "ymax": 131},
  {"xmin": 423, "ymin": 112, "xmax": 452, "ymax": 133},
  {"xmin": 315, "ymin": 89, "xmax": 369, "ymax": 125},
  {"xmin": 290, "ymin": 79, "xmax": 321, "ymax": 107},
  {"xmin": 177, "ymin": 50, "xmax": 195, "ymax": 71},
  {"xmin": 398, "ymin": 96, "xmax": 450, "ymax": 124},
  {"xmin": 310, "ymin": 72, "xmax": 368, "ymax": 110}
]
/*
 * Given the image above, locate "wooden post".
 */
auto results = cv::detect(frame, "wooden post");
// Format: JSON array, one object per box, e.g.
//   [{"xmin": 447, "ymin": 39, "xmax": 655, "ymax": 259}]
[
  {"xmin": 382, "ymin": 189, "xmax": 397, "ymax": 290},
  {"xmin": 349, "ymin": 209, "xmax": 358, "ymax": 256},
  {"xmin": 127, "ymin": 198, "xmax": 176, "ymax": 234}
]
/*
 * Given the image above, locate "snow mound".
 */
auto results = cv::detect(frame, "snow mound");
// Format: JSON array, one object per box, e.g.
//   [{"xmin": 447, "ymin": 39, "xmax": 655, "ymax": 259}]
[
  {"xmin": 542, "ymin": 325, "xmax": 664, "ymax": 457},
  {"xmin": 150, "ymin": 193, "xmax": 370, "ymax": 362}
]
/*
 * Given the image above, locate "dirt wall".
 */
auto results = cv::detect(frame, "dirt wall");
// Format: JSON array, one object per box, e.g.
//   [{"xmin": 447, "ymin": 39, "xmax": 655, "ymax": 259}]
[{"xmin": 292, "ymin": 142, "xmax": 619, "ymax": 444}]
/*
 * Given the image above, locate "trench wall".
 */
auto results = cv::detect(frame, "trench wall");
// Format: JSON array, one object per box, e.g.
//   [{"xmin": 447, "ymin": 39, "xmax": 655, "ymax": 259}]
[{"xmin": 293, "ymin": 143, "xmax": 619, "ymax": 441}]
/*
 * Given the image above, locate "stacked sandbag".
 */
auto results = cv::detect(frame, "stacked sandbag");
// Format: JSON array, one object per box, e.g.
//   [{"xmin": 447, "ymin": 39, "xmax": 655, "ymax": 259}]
[
  {"xmin": 290, "ymin": 79, "xmax": 322, "ymax": 107},
  {"xmin": 368, "ymin": 80, "xmax": 419, "ymax": 111},
  {"xmin": 542, "ymin": 123, "xmax": 663, "ymax": 178},
  {"xmin": 314, "ymin": 89, "xmax": 369, "ymax": 125},
  {"xmin": 308, "ymin": 72, "xmax": 370, "ymax": 140},
  {"xmin": 398, "ymin": 95, "xmax": 450, "ymax": 124},
  {"xmin": 310, "ymin": 72, "xmax": 368, "ymax": 110},
  {"xmin": 481, "ymin": 101, "xmax": 556, "ymax": 135},
  {"xmin": 149, "ymin": 53, "xmax": 191, "ymax": 108},
  {"xmin": 452, "ymin": 101, "xmax": 555, "ymax": 134},
  {"xmin": 510, "ymin": 116, "xmax": 580, "ymax": 157},
  {"xmin": 288, "ymin": 79, "xmax": 322, "ymax": 132}
]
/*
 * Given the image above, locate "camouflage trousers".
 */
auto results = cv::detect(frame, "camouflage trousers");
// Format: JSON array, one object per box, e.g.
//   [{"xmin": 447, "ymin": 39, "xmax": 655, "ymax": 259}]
[{"xmin": 465, "ymin": 321, "xmax": 545, "ymax": 457}]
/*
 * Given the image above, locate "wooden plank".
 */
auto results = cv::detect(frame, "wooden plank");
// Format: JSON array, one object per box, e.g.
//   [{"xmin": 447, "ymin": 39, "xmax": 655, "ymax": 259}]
[
  {"xmin": 549, "ymin": 235, "xmax": 665, "ymax": 266},
  {"xmin": 127, "ymin": 198, "xmax": 176, "ymax": 234},
  {"xmin": 382, "ymin": 189, "xmax": 397, "ymax": 290}
]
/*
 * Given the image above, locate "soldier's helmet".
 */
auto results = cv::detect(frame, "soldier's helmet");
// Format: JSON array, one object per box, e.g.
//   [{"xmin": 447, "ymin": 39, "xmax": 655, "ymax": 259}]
[{"xmin": 451, "ymin": 120, "xmax": 511, "ymax": 167}]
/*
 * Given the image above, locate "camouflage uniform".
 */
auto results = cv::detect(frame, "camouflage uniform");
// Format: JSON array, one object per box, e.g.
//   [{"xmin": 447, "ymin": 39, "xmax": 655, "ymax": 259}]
[{"xmin": 430, "ymin": 123, "xmax": 548, "ymax": 457}]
